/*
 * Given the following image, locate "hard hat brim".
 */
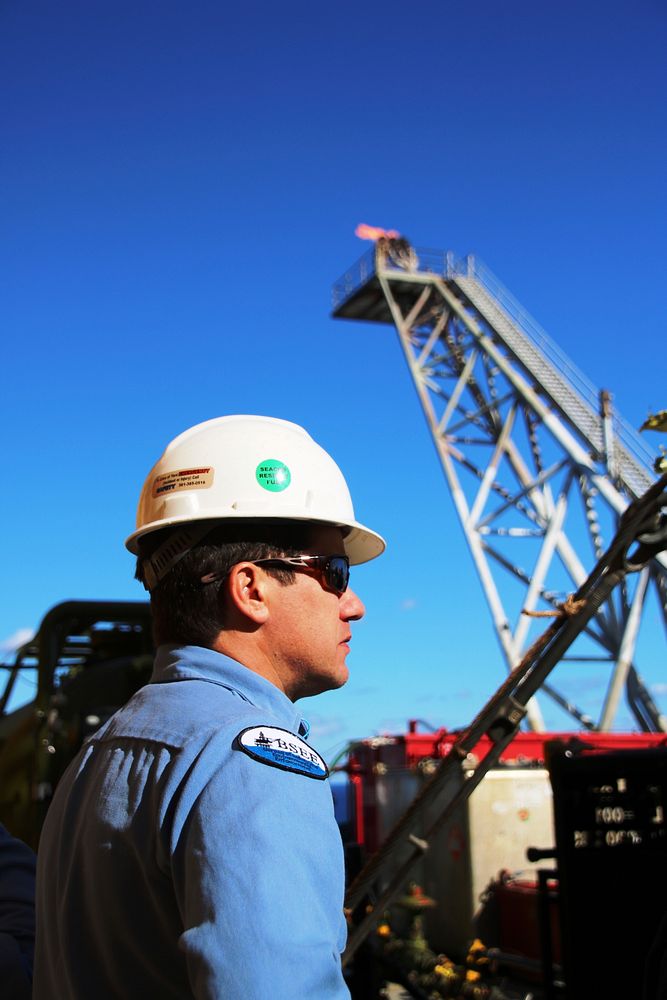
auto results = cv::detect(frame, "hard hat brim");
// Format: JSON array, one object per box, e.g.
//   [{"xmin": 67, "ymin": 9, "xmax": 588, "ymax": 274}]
[{"xmin": 125, "ymin": 513, "xmax": 385, "ymax": 566}]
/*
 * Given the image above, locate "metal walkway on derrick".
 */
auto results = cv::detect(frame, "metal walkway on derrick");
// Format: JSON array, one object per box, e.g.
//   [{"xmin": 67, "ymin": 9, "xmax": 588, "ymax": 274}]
[{"xmin": 333, "ymin": 240, "xmax": 666, "ymax": 731}]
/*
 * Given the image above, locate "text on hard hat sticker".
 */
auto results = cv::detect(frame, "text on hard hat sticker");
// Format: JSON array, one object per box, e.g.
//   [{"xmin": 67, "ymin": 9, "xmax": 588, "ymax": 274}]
[
  {"xmin": 152, "ymin": 467, "xmax": 215, "ymax": 498},
  {"xmin": 255, "ymin": 459, "xmax": 291, "ymax": 493}
]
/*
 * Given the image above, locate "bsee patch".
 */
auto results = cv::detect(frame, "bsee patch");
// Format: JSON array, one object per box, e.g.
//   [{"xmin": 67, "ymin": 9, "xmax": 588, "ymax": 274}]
[{"xmin": 234, "ymin": 725, "xmax": 328, "ymax": 780}]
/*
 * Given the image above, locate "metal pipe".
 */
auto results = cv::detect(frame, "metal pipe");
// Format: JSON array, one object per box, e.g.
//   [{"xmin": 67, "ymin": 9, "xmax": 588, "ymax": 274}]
[{"xmin": 598, "ymin": 567, "xmax": 650, "ymax": 730}]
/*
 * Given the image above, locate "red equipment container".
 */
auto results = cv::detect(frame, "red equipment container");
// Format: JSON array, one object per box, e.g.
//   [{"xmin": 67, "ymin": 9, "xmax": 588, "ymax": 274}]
[{"xmin": 344, "ymin": 723, "xmax": 667, "ymax": 963}]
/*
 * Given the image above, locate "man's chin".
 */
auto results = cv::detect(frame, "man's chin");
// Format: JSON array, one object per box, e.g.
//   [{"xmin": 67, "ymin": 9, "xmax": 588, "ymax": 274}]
[{"xmin": 296, "ymin": 666, "xmax": 349, "ymax": 701}]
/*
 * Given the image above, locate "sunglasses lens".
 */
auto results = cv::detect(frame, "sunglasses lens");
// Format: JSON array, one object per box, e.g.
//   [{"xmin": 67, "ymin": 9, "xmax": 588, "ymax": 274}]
[{"xmin": 327, "ymin": 556, "xmax": 349, "ymax": 594}]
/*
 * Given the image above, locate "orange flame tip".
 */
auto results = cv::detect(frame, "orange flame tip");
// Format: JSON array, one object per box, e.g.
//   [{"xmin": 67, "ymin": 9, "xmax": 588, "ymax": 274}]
[{"xmin": 355, "ymin": 223, "xmax": 400, "ymax": 241}]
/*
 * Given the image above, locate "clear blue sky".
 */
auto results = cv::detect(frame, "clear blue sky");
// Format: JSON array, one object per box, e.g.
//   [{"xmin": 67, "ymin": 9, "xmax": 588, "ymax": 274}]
[{"xmin": 2, "ymin": 0, "xmax": 666, "ymax": 756}]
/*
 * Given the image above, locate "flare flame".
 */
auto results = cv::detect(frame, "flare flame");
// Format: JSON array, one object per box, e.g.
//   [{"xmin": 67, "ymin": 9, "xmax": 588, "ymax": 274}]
[{"xmin": 355, "ymin": 223, "xmax": 400, "ymax": 241}]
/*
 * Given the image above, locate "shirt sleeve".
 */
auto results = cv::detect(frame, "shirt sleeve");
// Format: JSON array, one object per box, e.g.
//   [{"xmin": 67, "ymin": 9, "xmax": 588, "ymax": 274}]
[{"xmin": 171, "ymin": 741, "xmax": 350, "ymax": 1000}]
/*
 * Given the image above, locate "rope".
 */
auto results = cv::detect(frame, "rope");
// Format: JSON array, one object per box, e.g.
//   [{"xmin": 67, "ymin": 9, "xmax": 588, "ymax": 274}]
[{"xmin": 522, "ymin": 594, "xmax": 587, "ymax": 619}]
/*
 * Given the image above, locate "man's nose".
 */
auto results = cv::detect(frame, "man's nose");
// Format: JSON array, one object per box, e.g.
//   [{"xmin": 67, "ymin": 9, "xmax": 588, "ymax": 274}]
[{"xmin": 340, "ymin": 587, "xmax": 365, "ymax": 621}]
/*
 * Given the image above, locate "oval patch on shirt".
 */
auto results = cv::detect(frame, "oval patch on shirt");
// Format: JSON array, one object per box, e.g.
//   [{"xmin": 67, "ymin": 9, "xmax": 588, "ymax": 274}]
[{"xmin": 234, "ymin": 726, "xmax": 329, "ymax": 780}]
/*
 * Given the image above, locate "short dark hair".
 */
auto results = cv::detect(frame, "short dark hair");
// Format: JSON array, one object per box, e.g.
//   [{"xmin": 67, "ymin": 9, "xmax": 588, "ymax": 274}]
[{"xmin": 136, "ymin": 521, "xmax": 316, "ymax": 647}]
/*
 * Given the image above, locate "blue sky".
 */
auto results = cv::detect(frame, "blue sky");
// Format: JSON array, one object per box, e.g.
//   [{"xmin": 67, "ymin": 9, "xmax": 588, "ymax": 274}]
[{"xmin": 2, "ymin": 0, "xmax": 666, "ymax": 756}]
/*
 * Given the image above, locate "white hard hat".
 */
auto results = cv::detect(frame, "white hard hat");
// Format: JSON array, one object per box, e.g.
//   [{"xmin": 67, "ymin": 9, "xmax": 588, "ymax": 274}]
[{"xmin": 126, "ymin": 415, "xmax": 385, "ymax": 580}]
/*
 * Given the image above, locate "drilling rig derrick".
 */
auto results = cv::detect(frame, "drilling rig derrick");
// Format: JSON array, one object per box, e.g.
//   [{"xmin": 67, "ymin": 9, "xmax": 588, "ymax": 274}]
[{"xmin": 333, "ymin": 238, "xmax": 667, "ymax": 732}]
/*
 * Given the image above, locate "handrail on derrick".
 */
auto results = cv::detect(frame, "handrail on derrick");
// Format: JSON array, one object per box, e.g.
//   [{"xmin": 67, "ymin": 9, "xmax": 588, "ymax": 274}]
[{"xmin": 332, "ymin": 244, "xmax": 656, "ymax": 477}]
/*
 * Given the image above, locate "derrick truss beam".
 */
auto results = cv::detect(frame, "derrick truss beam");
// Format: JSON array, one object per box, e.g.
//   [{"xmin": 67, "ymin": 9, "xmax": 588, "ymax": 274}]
[{"xmin": 333, "ymin": 247, "xmax": 666, "ymax": 731}]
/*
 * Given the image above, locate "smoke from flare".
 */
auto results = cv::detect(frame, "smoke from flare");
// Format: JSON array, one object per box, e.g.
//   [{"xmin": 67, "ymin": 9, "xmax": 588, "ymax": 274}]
[{"xmin": 355, "ymin": 223, "xmax": 400, "ymax": 241}]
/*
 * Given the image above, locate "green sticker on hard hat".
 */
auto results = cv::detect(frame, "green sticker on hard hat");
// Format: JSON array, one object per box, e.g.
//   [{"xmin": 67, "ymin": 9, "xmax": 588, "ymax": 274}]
[{"xmin": 256, "ymin": 459, "xmax": 291, "ymax": 492}]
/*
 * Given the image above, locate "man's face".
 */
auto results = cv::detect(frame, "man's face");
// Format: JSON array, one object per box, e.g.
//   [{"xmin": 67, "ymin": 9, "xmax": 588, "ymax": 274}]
[{"xmin": 263, "ymin": 525, "xmax": 365, "ymax": 700}]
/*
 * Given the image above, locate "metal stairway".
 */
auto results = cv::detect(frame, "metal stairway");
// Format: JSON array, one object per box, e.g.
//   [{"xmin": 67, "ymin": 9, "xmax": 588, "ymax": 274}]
[
  {"xmin": 332, "ymin": 241, "xmax": 666, "ymax": 731},
  {"xmin": 453, "ymin": 267, "xmax": 654, "ymax": 499}
]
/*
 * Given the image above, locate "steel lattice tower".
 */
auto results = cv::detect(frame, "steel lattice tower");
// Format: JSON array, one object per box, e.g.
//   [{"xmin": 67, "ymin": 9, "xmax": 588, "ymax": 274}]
[{"xmin": 333, "ymin": 241, "xmax": 667, "ymax": 731}]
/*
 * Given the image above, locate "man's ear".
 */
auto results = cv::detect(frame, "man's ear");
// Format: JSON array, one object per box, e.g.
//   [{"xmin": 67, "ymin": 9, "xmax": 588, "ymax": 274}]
[{"xmin": 224, "ymin": 563, "xmax": 270, "ymax": 624}]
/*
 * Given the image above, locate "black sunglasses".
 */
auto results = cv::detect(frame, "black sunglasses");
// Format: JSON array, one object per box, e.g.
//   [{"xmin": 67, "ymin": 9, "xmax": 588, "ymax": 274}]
[{"xmin": 201, "ymin": 554, "xmax": 350, "ymax": 596}]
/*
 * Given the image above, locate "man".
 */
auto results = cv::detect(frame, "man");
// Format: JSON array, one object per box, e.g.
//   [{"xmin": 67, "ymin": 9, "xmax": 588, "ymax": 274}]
[
  {"xmin": 34, "ymin": 415, "xmax": 384, "ymax": 999},
  {"xmin": 0, "ymin": 823, "xmax": 36, "ymax": 1000}
]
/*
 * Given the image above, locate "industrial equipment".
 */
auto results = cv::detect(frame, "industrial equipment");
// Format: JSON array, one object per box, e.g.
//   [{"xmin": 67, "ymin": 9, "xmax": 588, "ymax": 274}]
[
  {"xmin": 0, "ymin": 600, "xmax": 153, "ymax": 846},
  {"xmin": 547, "ymin": 739, "xmax": 667, "ymax": 999},
  {"xmin": 333, "ymin": 237, "xmax": 667, "ymax": 733},
  {"xmin": 340, "ymin": 472, "xmax": 667, "ymax": 966},
  {"xmin": 333, "ymin": 235, "xmax": 667, "ymax": 996}
]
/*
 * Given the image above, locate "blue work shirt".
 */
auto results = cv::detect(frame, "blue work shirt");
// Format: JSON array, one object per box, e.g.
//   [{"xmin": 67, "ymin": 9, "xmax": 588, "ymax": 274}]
[{"xmin": 34, "ymin": 645, "xmax": 350, "ymax": 999}]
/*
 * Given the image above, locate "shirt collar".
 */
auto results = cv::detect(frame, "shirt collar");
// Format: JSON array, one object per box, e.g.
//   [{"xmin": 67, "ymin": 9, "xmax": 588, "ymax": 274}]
[{"xmin": 150, "ymin": 644, "xmax": 308, "ymax": 736}]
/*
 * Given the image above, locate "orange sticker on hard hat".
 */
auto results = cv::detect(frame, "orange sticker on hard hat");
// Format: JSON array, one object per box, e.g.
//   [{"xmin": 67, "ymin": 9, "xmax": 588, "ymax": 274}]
[{"xmin": 151, "ymin": 467, "xmax": 214, "ymax": 498}]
